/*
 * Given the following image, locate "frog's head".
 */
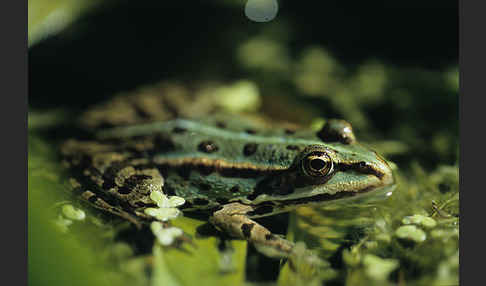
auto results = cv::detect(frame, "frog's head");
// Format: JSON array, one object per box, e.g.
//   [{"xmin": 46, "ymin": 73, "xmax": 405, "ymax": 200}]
[
  {"xmin": 249, "ymin": 141, "xmax": 395, "ymax": 212},
  {"xmin": 295, "ymin": 143, "xmax": 395, "ymax": 194},
  {"xmin": 294, "ymin": 119, "xmax": 395, "ymax": 198}
]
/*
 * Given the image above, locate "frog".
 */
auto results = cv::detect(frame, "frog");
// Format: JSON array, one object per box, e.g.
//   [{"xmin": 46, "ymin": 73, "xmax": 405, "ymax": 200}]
[
  {"xmin": 61, "ymin": 113, "xmax": 395, "ymax": 258},
  {"xmin": 60, "ymin": 82, "xmax": 395, "ymax": 258}
]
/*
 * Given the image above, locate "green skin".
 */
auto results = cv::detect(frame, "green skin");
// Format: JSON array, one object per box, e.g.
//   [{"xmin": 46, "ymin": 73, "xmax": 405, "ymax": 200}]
[
  {"xmin": 98, "ymin": 119, "xmax": 394, "ymax": 213},
  {"xmin": 64, "ymin": 117, "xmax": 395, "ymax": 258}
]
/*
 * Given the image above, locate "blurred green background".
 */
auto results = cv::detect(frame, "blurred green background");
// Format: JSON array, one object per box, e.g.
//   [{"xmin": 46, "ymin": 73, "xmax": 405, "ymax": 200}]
[{"xmin": 28, "ymin": 1, "xmax": 458, "ymax": 286}]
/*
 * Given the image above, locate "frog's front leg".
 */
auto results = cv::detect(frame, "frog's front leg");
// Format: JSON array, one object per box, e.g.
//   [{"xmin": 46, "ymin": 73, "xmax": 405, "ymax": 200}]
[{"xmin": 209, "ymin": 202, "xmax": 294, "ymax": 258}]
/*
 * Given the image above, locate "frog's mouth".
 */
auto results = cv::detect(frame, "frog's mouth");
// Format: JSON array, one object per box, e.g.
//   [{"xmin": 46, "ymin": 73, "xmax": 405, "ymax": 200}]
[
  {"xmin": 279, "ymin": 182, "xmax": 396, "ymax": 206},
  {"xmin": 245, "ymin": 183, "xmax": 396, "ymax": 218}
]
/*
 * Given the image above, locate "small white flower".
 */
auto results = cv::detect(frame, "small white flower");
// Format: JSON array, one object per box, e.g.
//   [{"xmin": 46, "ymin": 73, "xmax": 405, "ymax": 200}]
[
  {"xmin": 151, "ymin": 222, "xmax": 183, "ymax": 246},
  {"xmin": 144, "ymin": 207, "xmax": 181, "ymax": 222},
  {"xmin": 144, "ymin": 191, "xmax": 185, "ymax": 221},
  {"xmin": 150, "ymin": 191, "xmax": 185, "ymax": 208}
]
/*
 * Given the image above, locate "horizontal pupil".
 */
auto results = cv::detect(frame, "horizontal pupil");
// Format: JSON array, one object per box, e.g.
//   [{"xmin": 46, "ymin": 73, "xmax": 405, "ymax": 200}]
[{"xmin": 310, "ymin": 158, "xmax": 326, "ymax": 170}]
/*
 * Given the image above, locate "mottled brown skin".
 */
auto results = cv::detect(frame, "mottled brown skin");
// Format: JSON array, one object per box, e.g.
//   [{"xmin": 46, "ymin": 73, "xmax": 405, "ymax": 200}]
[{"xmin": 61, "ymin": 139, "xmax": 164, "ymax": 229}]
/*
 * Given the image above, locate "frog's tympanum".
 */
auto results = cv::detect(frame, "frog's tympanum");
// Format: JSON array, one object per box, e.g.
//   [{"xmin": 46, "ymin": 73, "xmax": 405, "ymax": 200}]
[{"xmin": 61, "ymin": 96, "xmax": 395, "ymax": 258}]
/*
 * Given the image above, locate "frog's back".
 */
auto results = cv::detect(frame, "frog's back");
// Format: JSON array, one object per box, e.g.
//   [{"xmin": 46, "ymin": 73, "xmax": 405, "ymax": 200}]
[
  {"xmin": 91, "ymin": 116, "xmax": 393, "ymax": 213},
  {"xmin": 94, "ymin": 117, "xmax": 315, "ymax": 209}
]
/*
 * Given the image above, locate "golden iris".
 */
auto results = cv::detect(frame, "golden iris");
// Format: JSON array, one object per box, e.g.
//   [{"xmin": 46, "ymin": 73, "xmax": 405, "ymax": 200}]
[{"xmin": 302, "ymin": 151, "xmax": 333, "ymax": 177}]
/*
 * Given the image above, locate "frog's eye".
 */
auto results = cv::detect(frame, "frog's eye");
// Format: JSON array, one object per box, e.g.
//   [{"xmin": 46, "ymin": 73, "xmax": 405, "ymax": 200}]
[{"xmin": 302, "ymin": 151, "xmax": 333, "ymax": 177}]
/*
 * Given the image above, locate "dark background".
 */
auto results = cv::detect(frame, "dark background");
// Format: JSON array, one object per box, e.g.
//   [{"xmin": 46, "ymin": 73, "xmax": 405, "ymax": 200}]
[{"xmin": 28, "ymin": 1, "xmax": 458, "ymax": 109}]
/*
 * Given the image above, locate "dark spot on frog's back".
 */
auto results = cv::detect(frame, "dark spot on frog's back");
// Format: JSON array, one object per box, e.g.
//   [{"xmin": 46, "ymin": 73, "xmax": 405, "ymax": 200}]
[
  {"xmin": 286, "ymin": 145, "xmax": 300, "ymax": 151},
  {"xmin": 241, "ymin": 223, "xmax": 255, "ymax": 238},
  {"xmin": 230, "ymin": 185, "xmax": 240, "ymax": 193},
  {"xmin": 172, "ymin": 126, "xmax": 187, "ymax": 134},
  {"xmin": 216, "ymin": 121, "xmax": 226, "ymax": 128},
  {"xmin": 198, "ymin": 141, "xmax": 219, "ymax": 153},
  {"xmin": 245, "ymin": 128, "xmax": 257, "ymax": 134},
  {"xmin": 243, "ymin": 143, "xmax": 258, "ymax": 156},
  {"xmin": 284, "ymin": 129, "xmax": 295, "ymax": 135},
  {"xmin": 153, "ymin": 135, "xmax": 176, "ymax": 152}
]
